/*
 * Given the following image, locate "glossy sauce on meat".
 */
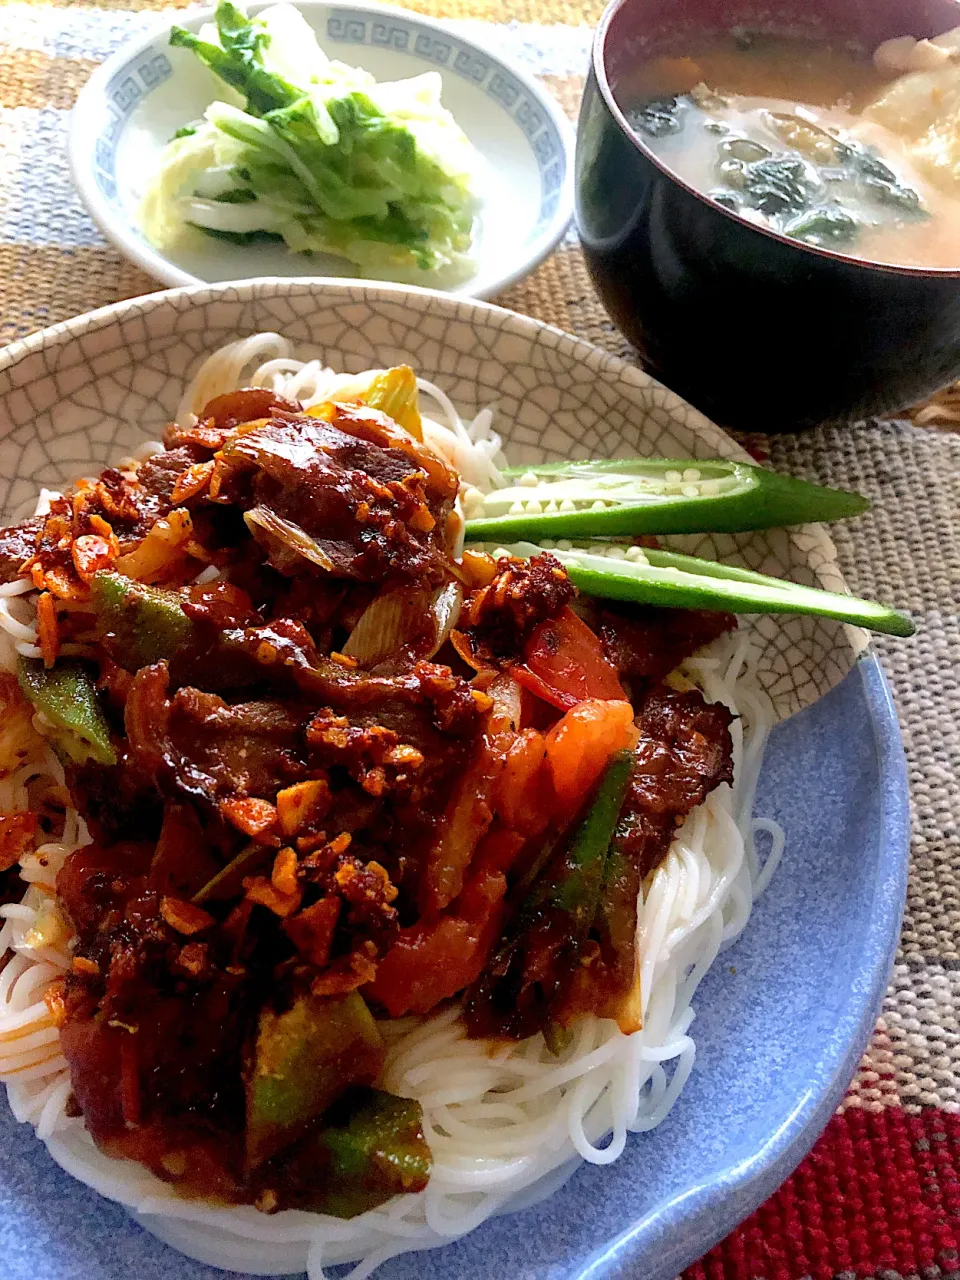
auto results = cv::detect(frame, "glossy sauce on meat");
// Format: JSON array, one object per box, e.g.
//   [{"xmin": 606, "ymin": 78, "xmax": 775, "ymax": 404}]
[{"xmin": 0, "ymin": 388, "xmax": 740, "ymax": 1210}]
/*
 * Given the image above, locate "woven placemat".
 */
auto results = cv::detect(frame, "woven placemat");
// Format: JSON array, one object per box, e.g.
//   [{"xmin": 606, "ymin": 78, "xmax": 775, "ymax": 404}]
[{"xmin": 0, "ymin": 3, "xmax": 959, "ymax": 1275}]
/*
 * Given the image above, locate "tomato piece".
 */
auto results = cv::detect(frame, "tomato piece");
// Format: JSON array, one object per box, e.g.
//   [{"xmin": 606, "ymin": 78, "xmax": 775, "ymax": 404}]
[
  {"xmin": 514, "ymin": 607, "xmax": 625, "ymax": 709},
  {"xmin": 370, "ymin": 828, "xmax": 524, "ymax": 1017},
  {"xmin": 511, "ymin": 663, "xmax": 576, "ymax": 711},
  {"xmin": 545, "ymin": 699, "xmax": 638, "ymax": 810}
]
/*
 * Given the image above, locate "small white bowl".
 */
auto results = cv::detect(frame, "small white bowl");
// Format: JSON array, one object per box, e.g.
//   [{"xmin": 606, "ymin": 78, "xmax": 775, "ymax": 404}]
[{"xmin": 68, "ymin": 0, "xmax": 574, "ymax": 298}]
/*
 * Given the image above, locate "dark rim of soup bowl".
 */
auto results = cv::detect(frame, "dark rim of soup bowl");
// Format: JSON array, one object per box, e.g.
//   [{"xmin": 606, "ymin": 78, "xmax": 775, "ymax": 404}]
[{"xmin": 590, "ymin": 0, "xmax": 960, "ymax": 281}]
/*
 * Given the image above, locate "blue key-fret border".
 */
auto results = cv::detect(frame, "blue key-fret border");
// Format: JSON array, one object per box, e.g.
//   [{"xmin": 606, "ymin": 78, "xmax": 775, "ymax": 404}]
[
  {"xmin": 95, "ymin": 50, "xmax": 174, "ymax": 202},
  {"xmin": 325, "ymin": 11, "xmax": 564, "ymax": 226}
]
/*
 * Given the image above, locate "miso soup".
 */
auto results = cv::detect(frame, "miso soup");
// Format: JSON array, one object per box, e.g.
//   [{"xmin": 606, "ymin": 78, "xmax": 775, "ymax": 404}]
[{"xmin": 618, "ymin": 30, "xmax": 960, "ymax": 268}]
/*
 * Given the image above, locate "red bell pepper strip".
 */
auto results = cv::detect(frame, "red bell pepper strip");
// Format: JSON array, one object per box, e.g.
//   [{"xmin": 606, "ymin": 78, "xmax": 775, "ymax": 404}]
[{"xmin": 511, "ymin": 606, "xmax": 625, "ymax": 710}]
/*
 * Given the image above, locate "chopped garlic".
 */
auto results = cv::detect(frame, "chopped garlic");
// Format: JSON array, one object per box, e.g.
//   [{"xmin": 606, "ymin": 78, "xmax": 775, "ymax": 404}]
[{"xmin": 23, "ymin": 900, "xmax": 70, "ymax": 952}]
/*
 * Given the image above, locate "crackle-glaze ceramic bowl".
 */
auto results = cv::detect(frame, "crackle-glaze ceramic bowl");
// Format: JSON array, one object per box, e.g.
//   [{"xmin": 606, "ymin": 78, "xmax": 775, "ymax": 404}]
[{"xmin": 0, "ymin": 279, "xmax": 908, "ymax": 1280}]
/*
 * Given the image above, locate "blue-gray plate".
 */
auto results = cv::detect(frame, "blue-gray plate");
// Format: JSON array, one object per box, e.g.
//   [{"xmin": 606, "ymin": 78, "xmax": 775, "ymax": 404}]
[{"xmin": 0, "ymin": 279, "xmax": 909, "ymax": 1280}]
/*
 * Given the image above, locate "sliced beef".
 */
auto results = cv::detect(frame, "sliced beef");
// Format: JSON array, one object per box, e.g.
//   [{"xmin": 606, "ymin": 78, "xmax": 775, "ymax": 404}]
[
  {"xmin": 461, "ymin": 551, "xmax": 576, "ymax": 662},
  {"xmin": 597, "ymin": 602, "xmax": 736, "ymax": 687},
  {"xmin": 0, "ymin": 517, "xmax": 40, "ymax": 584},
  {"xmin": 617, "ymin": 684, "xmax": 735, "ymax": 881},
  {"xmin": 166, "ymin": 691, "xmax": 309, "ymax": 801},
  {"xmin": 137, "ymin": 446, "xmax": 207, "ymax": 505},
  {"xmin": 219, "ymin": 620, "xmax": 484, "ymax": 737},
  {"xmin": 217, "ymin": 412, "xmax": 455, "ymax": 585}
]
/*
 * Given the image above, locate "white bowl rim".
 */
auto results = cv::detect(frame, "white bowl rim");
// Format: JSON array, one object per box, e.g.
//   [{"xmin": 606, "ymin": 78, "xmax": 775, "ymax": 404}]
[
  {"xmin": 67, "ymin": 0, "xmax": 576, "ymax": 299},
  {"xmin": 0, "ymin": 272, "xmax": 732, "ymax": 437},
  {"xmin": 0, "ymin": 274, "xmax": 750, "ymax": 467}
]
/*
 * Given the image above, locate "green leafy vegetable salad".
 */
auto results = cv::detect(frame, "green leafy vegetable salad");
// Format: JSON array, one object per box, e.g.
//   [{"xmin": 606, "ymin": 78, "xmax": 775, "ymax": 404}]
[{"xmin": 141, "ymin": 2, "xmax": 483, "ymax": 281}]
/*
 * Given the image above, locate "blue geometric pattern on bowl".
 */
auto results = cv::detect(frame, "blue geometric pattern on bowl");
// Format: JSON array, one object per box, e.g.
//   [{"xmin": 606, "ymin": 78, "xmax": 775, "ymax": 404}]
[
  {"xmin": 91, "ymin": 7, "xmax": 566, "ymax": 232},
  {"xmin": 323, "ymin": 9, "xmax": 565, "ymax": 226},
  {"xmin": 96, "ymin": 51, "xmax": 174, "ymax": 202}
]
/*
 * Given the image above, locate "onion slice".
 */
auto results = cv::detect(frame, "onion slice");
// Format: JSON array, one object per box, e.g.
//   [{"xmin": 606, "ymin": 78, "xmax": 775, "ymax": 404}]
[
  {"xmin": 343, "ymin": 580, "xmax": 464, "ymax": 667},
  {"xmin": 244, "ymin": 507, "xmax": 335, "ymax": 573}
]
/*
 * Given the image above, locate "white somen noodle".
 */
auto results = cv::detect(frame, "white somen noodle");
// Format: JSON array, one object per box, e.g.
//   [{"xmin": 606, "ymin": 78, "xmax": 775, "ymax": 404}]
[{"xmin": 0, "ymin": 338, "xmax": 784, "ymax": 1278}]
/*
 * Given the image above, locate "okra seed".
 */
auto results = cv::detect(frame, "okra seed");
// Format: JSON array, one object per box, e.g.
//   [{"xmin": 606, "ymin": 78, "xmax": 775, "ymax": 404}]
[
  {"xmin": 525, "ymin": 499, "xmax": 543, "ymax": 515},
  {"xmin": 625, "ymin": 546, "xmax": 647, "ymax": 562},
  {"xmin": 509, "ymin": 502, "xmax": 524, "ymax": 515},
  {"xmin": 591, "ymin": 500, "xmax": 606, "ymax": 512},
  {"xmin": 682, "ymin": 468, "xmax": 701, "ymax": 482},
  {"xmin": 682, "ymin": 484, "xmax": 699, "ymax": 497},
  {"xmin": 556, "ymin": 539, "xmax": 573, "ymax": 550},
  {"xmin": 518, "ymin": 471, "xmax": 539, "ymax": 487},
  {"xmin": 540, "ymin": 538, "xmax": 555, "ymax": 549},
  {"xmin": 665, "ymin": 470, "xmax": 683, "ymax": 483},
  {"xmin": 559, "ymin": 500, "xmax": 576, "ymax": 513},
  {"xmin": 701, "ymin": 479, "xmax": 721, "ymax": 495},
  {"xmin": 544, "ymin": 501, "xmax": 558, "ymax": 513},
  {"xmin": 605, "ymin": 545, "xmax": 626, "ymax": 558}
]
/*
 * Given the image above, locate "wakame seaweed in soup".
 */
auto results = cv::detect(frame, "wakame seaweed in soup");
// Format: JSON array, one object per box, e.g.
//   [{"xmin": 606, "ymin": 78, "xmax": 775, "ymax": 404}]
[{"xmin": 618, "ymin": 32, "xmax": 960, "ymax": 266}]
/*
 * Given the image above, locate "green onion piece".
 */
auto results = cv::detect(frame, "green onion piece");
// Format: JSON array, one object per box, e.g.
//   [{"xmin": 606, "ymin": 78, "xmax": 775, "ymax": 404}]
[
  {"xmin": 192, "ymin": 842, "xmax": 270, "ymax": 905},
  {"xmin": 281, "ymin": 1087, "xmax": 432, "ymax": 1219},
  {"xmin": 471, "ymin": 541, "xmax": 914, "ymax": 638},
  {"xmin": 464, "ymin": 748, "xmax": 635, "ymax": 1046},
  {"xmin": 548, "ymin": 748, "xmax": 636, "ymax": 931},
  {"xmin": 463, "ymin": 458, "xmax": 868, "ymax": 541},
  {"xmin": 17, "ymin": 657, "xmax": 116, "ymax": 766},
  {"xmin": 90, "ymin": 570, "xmax": 195, "ymax": 670}
]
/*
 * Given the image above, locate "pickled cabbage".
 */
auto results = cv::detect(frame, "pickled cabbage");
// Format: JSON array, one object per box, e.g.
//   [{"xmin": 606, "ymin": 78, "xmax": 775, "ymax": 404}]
[{"xmin": 142, "ymin": 1, "xmax": 481, "ymax": 281}]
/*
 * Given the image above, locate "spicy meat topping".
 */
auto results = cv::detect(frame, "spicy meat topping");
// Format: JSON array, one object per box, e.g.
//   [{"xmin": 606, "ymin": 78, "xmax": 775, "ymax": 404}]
[{"xmin": 0, "ymin": 382, "xmax": 738, "ymax": 1214}]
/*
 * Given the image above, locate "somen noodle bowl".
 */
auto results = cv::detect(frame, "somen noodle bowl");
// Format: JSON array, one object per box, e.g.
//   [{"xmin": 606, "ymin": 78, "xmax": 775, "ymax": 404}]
[{"xmin": 0, "ymin": 335, "xmax": 783, "ymax": 1279}]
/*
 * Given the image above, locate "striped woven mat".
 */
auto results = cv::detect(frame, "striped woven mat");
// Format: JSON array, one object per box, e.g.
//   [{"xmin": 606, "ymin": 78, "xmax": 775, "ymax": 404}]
[{"xmin": 1, "ymin": 2, "xmax": 959, "ymax": 1277}]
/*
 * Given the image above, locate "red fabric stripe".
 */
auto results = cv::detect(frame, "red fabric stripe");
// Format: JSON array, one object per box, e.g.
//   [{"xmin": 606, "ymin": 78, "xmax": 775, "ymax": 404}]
[{"xmin": 684, "ymin": 1107, "xmax": 960, "ymax": 1278}]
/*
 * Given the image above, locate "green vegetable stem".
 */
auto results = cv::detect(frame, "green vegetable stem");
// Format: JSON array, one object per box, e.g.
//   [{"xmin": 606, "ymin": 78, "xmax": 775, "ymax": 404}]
[
  {"xmin": 548, "ymin": 749, "xmax": 636, "ymax": 934},
  {"xmin": 90, "ymin": 571, "xmax": 195, "ymax": 669},
  {"xmin": 244, "ymin": 989, "xmax": 385, "ymax": 1171},
  {"xmin": 272, "ymin": 1087, "xmax": 432, "ymax": 1218},
  {"xmin": 471, "ymin": 540, "xmax": 914, "ymax": 637},
  {"xmin": 17, "ymin": 658, "xmax": 116, "ymax": 766},
  {"xmin": 464, "ymin": 749, "xmax": 635, "ymax": 1043}
]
